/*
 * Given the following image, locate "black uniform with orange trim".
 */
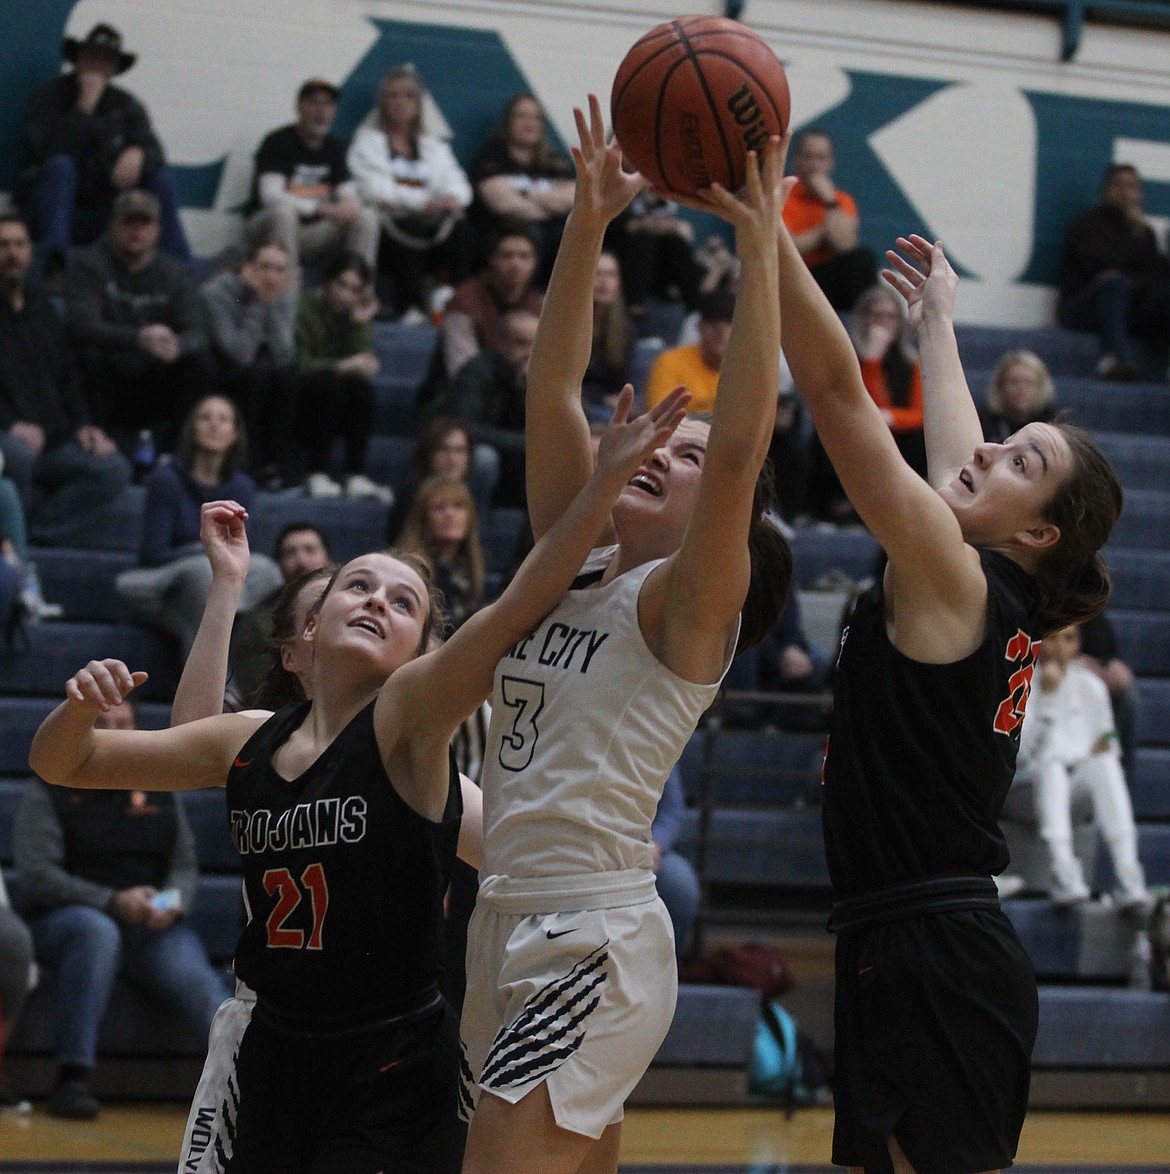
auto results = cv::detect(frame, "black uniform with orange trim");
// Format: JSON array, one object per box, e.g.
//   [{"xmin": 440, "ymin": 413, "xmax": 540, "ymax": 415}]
[
  {"xmin": 823, "ymin": 550, "xmax": 1043, "ymax": 1174},
  {"xmin": 222, "ymin": 700, "xmax": 464, "ymax": 1174}
]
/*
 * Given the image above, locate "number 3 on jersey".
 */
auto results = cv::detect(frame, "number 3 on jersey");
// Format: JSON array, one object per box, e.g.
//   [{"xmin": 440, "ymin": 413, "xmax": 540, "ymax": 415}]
[
  {"xmin": 263, "ymin": 862, "xmax": 329, "ymax": 949},
  {"xmin": 498, "ymin": 676, "xmax": 545, "ymax": 772}
]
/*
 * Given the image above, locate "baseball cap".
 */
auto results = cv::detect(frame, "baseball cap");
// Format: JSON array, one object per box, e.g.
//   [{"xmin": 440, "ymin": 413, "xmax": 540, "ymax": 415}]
[
  {"xmin": 112, "ymin": 190, "xmax": 160, "ymax": 222},
  {"xmin": 298, "ymin": 78, "xmax": 340, "ymax": 103}
]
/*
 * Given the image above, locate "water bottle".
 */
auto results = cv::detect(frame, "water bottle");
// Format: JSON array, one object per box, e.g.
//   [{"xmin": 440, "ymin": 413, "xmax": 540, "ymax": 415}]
[
  {"xmin": 1128, "ymin": 929, "xmax": 1153, "ymax": 991},
  {"xmin": 132, "ymin": 428, "xmax": 157, "ymax": 483}
]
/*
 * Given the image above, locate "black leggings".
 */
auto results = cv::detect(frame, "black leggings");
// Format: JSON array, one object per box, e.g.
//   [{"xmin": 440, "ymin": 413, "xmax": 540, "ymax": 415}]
[{"xmin": 296, "ymin": 371, "xmax": 375, "ymax": 477}]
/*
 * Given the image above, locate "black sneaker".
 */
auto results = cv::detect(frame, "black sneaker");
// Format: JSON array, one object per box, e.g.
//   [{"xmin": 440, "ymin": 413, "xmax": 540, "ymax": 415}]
[
  {"xmin": 48, "ymin": 1077, "xmax": 100, "ymax": 1120},
  {"xmin": 0, "ymin": 1078, "xmax": 32, "ymax": 1115}
]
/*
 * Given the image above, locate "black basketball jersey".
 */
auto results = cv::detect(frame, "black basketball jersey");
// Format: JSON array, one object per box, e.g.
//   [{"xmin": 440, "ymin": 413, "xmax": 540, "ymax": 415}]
[
  {"xmin": 822, "ymin": 549, "xmax": 1044, "ymax": 898},
  {"xmin": 227, "ymin": 700, "xmax": 461, "ymax": 1025}
]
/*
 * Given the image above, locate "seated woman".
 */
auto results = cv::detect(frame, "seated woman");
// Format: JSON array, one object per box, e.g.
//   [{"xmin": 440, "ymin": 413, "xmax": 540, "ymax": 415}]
[
  {"xmin": 198, "ymin": 237, "xmax": 300, "ymax": 485},
  {"xmin": 293, "ymin": 252, "xmax": 391, "ymax": 502},
  {"xmin": 114, "ymin": 395, "xmax": 282, "ymax": 657},
  {"xmin": 979, "ymin": 348, "xmax": 1057, "ymax": 443},
  {"xmin": 581, "ymin": 250, "xmax": 634, "ymax": 424},
  {"xmin": 468, "ymin": 94, "xmax": 574, "ymax": 281},
  {"xmin": 807, "ymin": 282, "xmax": 924, "ymax": 522},
  {"xmin": 396, "ymin": 475, "xmax": 486, "ymax": 632},
  {"xmin": 347, "ymin": 64, "xmax": 473, "ymax": 320}
]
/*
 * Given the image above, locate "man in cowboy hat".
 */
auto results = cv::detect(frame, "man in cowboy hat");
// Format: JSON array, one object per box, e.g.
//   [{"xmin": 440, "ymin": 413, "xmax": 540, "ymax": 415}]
[{"xmin": 19, "ymin": 22, "xmax": 191, "ymax": 271}]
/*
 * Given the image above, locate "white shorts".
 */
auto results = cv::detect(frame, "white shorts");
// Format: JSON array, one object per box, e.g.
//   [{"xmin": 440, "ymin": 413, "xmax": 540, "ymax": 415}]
[
  {"xmin": 459, "ymin": 870, "xmax": 677, "ymax": 1140},
  {"xmin": 177, "ymin": 980, "xmax": 256, "ymax": 1174}
]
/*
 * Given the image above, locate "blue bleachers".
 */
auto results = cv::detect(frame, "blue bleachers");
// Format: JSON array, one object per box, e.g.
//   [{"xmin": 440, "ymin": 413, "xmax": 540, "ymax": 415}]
[
  {"xmin": 678, "ymin": 806, "xmax": 829, "ymax": 889},
  {"xmin": 1095, "ymin": 824, "xmax": 1170, "ymax": 890},
  {"xmin": 1033, "ymin": 988, "xmax": 1170, "ymax": 1068},
  {"xmin": 1108, "ymin": 608, "xmax": 1170, "ymax": 676},
  {"xmin": 1131, "ymin": 748, "xmax": 1170, "ymax": 819},
  {"xmin": 1135, "ymin": 678, "xmax": 1170, "ymax": 747},
  {"xmin": 678, "ymin": 727, "xmax": 824, "ymax": 806},
  {"xmin": 180, "ymin": 788, "xmax": 237, "ymax": 873},
  {"xmin": 370, "ymin": 321, "xmax": 438, "ymax": 387},
  {"xmin": 363, "ymin": 434, "xmax": 416, "ymax": 493},
  {"xmin": 954, "ymin": 323, "xmax": 1100, "ymax": 377},
  {"xmin": 33, "ymin": 548, "xmax": 137, "ymax": 623},
  {"xmin": 1110, "ymin": 489, "xmax": 1170, "ymax": 549},
  {"xmin": 1104, "ymin": 547, "xmax": 1170, "ymax": 612},
  {"xmin": 246, "ymin": 491, "xmax": 390, "ymax": 564},
  {"xmin": 788, "ymin": 526, "xmax": 880, "ymax": 587},
  {"xmin": 1094, "ymin": 431, "xmax": 1170, "ymax": 488}
]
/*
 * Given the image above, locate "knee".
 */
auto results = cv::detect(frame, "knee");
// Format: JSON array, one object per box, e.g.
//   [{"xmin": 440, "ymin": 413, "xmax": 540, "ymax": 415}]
[
  {"xmin": 41, "ymin": 154, "xmax": 78, "ymax": 185},
  {"xmin": 56, "ymin": 907, "xmax": 122, "ymax": 968}
]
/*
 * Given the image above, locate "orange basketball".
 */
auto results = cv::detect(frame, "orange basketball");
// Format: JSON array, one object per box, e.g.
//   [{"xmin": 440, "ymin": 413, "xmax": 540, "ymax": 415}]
[{"xmin": 611, "ymin": 16, "xmax": 790, "ymax": 198}]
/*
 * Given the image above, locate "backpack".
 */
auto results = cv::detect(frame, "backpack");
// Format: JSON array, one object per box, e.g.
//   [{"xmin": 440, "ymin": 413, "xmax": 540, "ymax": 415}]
[
  {"xmin": 749, "ymin": 998, "xmax": 831, "ymax": 1109},
  {"xmin": 677, "ymin": 942, "xmax": 795, "ymax": 999}
]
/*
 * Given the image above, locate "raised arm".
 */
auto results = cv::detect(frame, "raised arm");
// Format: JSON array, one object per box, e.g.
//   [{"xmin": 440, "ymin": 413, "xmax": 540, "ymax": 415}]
[
  {"xmin": 525, "ymin": 94, "xmax": 646, "ymax": 540},
  {"xmin": 29, "ymin": 659, "xmax": 263, "ymax": 792},
  {"xmin": 383, "ymin": 387, "xmax": 690, "ymax": 750},
  {"xmin": 170, "ymin": 501, "xmax": 250, "ymax": 724},
  {"xmin": 648, "ymin": 139, "xmax": 785, "ymax": 683}
]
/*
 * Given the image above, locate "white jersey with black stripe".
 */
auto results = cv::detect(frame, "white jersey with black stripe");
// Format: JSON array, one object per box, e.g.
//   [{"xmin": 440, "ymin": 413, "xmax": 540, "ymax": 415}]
[{"xmin": 481, "ymin": 547, "xmax": 732, "ymax": 883}]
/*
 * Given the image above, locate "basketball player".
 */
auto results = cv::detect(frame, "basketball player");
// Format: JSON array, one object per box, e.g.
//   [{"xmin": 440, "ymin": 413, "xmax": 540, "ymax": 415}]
[
  {"xmin": 775, "ymin": 228, "xmax": 1122, "ymax": 1173},
  {"xmin": 457, "ymin": 99, "xmax": 791, "ymax": 1174},
  {"xmin": 28, "ymin": 392, "xmax": 690, "ymax": 1174}
]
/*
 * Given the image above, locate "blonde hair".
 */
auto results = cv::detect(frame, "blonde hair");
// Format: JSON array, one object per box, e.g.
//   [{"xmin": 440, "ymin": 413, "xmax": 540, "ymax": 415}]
[
  {"xmin": 985, "ymin": 349, "xmax": 1056, "ymax": 420},
  {"xmin": 397, "ymin": 476, "xmax": 485, "ymax": 610}
]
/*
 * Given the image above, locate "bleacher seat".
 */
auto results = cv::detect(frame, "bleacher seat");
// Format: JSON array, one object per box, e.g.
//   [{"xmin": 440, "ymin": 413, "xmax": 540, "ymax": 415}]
[
  {"xmin": 651, "ymin": 983, "xmax": 758, "ymax": 1067},
  {"xmin": 1096, "ymin": 824, "xmax": 1170, "ymax": 890},
  {"xmin": 0, "ymin": 621, "xmax": 179, "ymax": 701},
  {"xmin": 0, "ymin": 777, "xmax": 24, "ymax": 863},
  {"xmin": 363, "ymin": 434, "xmax": 416, "ymax": 493},
  {"xmin": 248, "ymin": 491, "xmax": 390, "ymax": 564},
  {"xmin": 788, "ymin": 526, "xmax": 880, "ymax": 588},
  {"xmin": 33, "ymin": 548, "xmax": 136, "ymax": 624},
  {"xmin": 180, "ymin": 788, "xmax": 237, "ymax": 873},
  {"xmin": 1131, "ymin": 748, "xmax": 1170, "ymax": 820},
  {"xmin": 629, "ymin": 337, "xmax": 665, "ymax": 404},
  {"xmin": 1135, "ymin": 678, "xmax": 1170, "ymax": 747},
  {"xmin": 481, "ymin": 507, "xmax": 527, "ymax": 576},
  {"xmin": 1104, "ymin": 547, "xmax": 1170, "ymax": 612},
  {"xmin": 1111, "ymin": 489, "xmax": 1170, "ymax": 549},
  {"xmin": 1109, "ymin": 609, "xmax": 1170, "ymax": 676},
  {"xmin": 639, "ymin": 298, "xmax": 687, "ymax": 347},
  {"xmin": 678, "ymin": 806, "xmax": 829, "ymax": 889},
  {"xmin": 1001, "ymin": 897, "xmax": 1136, "ymax": 981},
  {"xmin": 1033, "ymin": 987, "xmax": 1170, "ymax": 1068},
  {"xmin": 372, "ymin": 372, "xmax": 423, "ymax": 436},
  {"xmin": 1057, "ymin": 383, "xmax": 1170, "ymax": 438},
  {"xmin": 679, "ymin": 726, "xmax": 824, "ymax": 806},
  {"xmin": 1095, "ymin": 431, "xmax": 1170, "ymax": 488},
  {"xmin": 954, "ymin": 323, "xmax": 1099, "ymax": 378},
  {"xmin": 370, "ymin": 321, "xmax": 438, "ymax": 387},
  {"xmin": 186, "ymin": 874, "xmax": 245, "ymax": 962},
  {"xmin": 38, "ymin": 484, "xmax": 145, "ymax": 553}
]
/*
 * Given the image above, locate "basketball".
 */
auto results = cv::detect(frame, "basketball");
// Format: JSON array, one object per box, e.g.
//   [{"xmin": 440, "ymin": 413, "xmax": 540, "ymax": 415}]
[{"xmin": 610, "ymin": 16, "xmax": 790, "ymax": 198}]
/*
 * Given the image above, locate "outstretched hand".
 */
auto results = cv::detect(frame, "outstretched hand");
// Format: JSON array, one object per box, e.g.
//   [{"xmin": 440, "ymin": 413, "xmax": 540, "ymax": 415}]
[
  {"xmin": 595, "ymin": 385, "xmax": 691, "ymax": 483},
  {"xmin": 570, "ymin": 93, "xmax": 646, "ymax": 227},
  {"xmin": 695, "ymin": 135, "xmax": 790, "ymax": 254},
  {"xmin": 65, "ymin": 659, "xmax": 148, "ymax": 714},
  {"xmin": 882, "ymin": 235, "xmax": 958, "ymax": 331},
  {"xmin": 200, "ymin": 500, "xmax": 250, "ymax": 582}
]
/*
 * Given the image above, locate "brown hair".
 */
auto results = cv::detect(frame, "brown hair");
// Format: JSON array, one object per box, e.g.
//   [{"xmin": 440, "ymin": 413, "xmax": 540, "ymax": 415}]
[
  {"xmin": 177, "ymin": 394, "xmax": 247, "ymax": 479},
  {"xmin": 377, "ymin": 64, "xmax": 424, "ymax": 142},
  {"xmin": 495, "ymin": 93, "xmax": 565, "ymax": 174},
  {"xmin": 411, "ymin": 417, "xmax": 472, "ymax": 482},
  {"xmin": 594, "ymin": 250, "xmax": 631, "ymax": 373},
  {"xmin": 397, "ymin": 476, "xmax": 485, "ymax": 609},
  {"xmin": 739, "ymin": 457, "xmax": 794, "ymax": 655},
  {"xmin": 1032, "ymin": 420, "xmax": 1122, "ymax": 634},
  {"xmin": 248, "ymin": 566, "xmax": 334, "ymax": 710}
]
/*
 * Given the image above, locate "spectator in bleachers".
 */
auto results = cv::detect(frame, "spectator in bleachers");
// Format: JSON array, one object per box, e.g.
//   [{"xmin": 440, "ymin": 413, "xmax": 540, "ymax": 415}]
[
  {"xmin": 434, "ymin": 307, "xmax": 536, "ymax": 507},
  {"xmin": 13, "ymin": 701, "xmax": 230, "ymax": 1120},
  {"xmin": 68, "ymin": 190, "xmax": 210, "ymax": 455},
  {"xmin": 1016, "ymin": 623, "xmax": 1151, "ymax": 912},
  {"xmin": 469, "ymin": 94, "xmax": 575, "ymax": 281},
  {"xmin": 435, "ymin": 221, "xmax": 542, "ymax": 391},
  {"xmin": 114, "ymin": 394, "xmax": 282, "ymax": 658},
  {"xmin": 348, "ymin": 65, "xmax": 474, "ymax": 322},
  {"xmin": 227, "ymin": 521, "xmax": 334, "ymax": 709},
  {"xmin": 0, "ymin": 871, "xmax": 34, "ymax": 1115},
  {"xmin": 19, "ymin": 23, "xmax": 192, "ymax": 274},
  {"xmin": 781, "ymin": 129, "xmax": 876, "ymax": 312},
  {"xmin": 604, "ymin": 190, "xmax": 702, "ymax": 322},
  {"xmin": 383, "ymin": 417, "xmax": 497, "ymax": 543},
  {"xmin": 247, "ymin": 77, "xmax": 379, "ymax": 274},
  {"xmin": 1058, "ymin": 163, "xmax": 1170, "ymax": 381},
  {"xmin": 979, "ymin": 349, "xmax": 1057, "ymax": 444},
  {"xmin": 198, "ymin": 236, "xmax": 299, "ymax": 485},
  {"xmin": 0, "ymin": 214, "xmax": 131, "ymax": 550},
  {"xmin": 644, "ymin": 288, "xmax": 734, "ymax": 414},
  {"xmin": 807, "ymin": 283, "xmax": 925, "ymax": 522},
  {"xmin": 397, "ymin": 475, "xmax": 485, "ymax": 631},
  {"xmin": 581, "ymin": 251, "xmax": 634, "ymax": 424},
  {"xmin": 651, "ymin": 766, "xmax": 701, "ymax": 960},
  {"xmin": 294, "ymin": 252, "xmax": 390, "ymax": 502},
  {"xmin": 1078, "ymin": 610, "xmax": 1140, "ymax": 783},
  {"xmin": 758, "ymin": 589, "xmax": 833, "ymax": 730}
]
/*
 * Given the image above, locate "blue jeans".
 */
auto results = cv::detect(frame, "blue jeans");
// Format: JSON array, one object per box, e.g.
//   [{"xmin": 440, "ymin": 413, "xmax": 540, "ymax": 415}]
[
  {"xmin": 29, "ymin": 905, "xmax": 229, "ymax": 1069},
  {"xmin": 34, "ymin": 154, "xmax": 193, "ymax": 262},
  {"xmin": 1059, "ymin": 272, "xmax": 1170, "ymax": 364},
  {"xmin": 656, "ymin": 851, "xmax": 701, "ymax": 959}
]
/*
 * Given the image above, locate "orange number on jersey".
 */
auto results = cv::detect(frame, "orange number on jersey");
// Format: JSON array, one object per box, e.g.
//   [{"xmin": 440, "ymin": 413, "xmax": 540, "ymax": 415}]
[
  {"xmin": 993, "ymin": 628, "xmax": 1040, "ymax": 736},
  {"xmin": 262, "ymin": 863, "xmax": 329, "ymax": 950}
]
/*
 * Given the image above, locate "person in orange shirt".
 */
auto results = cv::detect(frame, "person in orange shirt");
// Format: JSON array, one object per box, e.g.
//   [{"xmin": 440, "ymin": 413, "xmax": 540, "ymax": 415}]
[
  {"xmin": 644, "ymin": 289, "xmax": 734, "ymax": 413},
  {"xmin": 782, "ymin": 130, "xmax": 876, "ymax": 311},
  {"xmin": 807, "ymin": 284, "xmax": 925, "ymax": 521}
]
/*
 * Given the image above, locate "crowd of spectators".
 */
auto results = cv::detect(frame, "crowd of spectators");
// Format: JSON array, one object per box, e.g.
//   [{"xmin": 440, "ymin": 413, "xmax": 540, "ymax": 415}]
[{"xmin": 1, "ymin": 15, "xmax": 1169, "ymax": 1115}]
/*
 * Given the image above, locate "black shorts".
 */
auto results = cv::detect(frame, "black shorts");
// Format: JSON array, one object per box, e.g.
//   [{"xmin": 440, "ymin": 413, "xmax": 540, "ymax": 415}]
[
  {"xmin": 832, "ymin": 908, "xmax": 1038, "ymax": 1174},
  {"xmin": 225, "ymin": 999, "xmax": 464, "ymax": 1174}
]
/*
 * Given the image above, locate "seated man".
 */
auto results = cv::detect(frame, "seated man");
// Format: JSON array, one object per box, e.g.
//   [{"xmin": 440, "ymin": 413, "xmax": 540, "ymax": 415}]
[
  {"xmin": 248, "ymin": 78, "xmax": 379, "ymax": 273},
  {"xmin": 68, "ymin": 190, "xmax": 211, "ymax": 455},
  {"xmin": 20, "ymin": 23, "xmax": 191, "ymax": 268},
  {"xmin": 1058, "ymin": 163, "xmax": 1170, "ymax": 380},
  {"xmin": 13, "ymin": 701, "xmax": 229, "ymax": 1119},
  {"xmin": 0, "ymin": 214, "xmax": 131, "ymax": 547},
  {"xmin": 435, "ymin": 307, "xmax": 537, "ymax": 507},
  {"xmin": 781, "ymin": 129, "xmax": 876, "ymax": 312},
  {"xmin": 644, "ymin": 289, "xmax": 734, "ymax": 414},
  {"xmin": 0, "ymin": 871, "xmax": 34, "ymax": 1115}
]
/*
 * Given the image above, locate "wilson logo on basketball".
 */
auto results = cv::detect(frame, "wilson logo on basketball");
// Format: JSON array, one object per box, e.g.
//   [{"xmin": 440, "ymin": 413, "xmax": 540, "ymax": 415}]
[
  {"xmin": 678, "ymin": 112, "xmax": 711, "ymax": 189},
  {"xmin": 726, "ymin": 84, "xmax": 771, "ymax": 153}
]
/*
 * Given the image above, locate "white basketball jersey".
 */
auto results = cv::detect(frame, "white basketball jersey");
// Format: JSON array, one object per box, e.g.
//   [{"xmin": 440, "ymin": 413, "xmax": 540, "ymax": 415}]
[{"xmin": 481, "ymin": 550, "xmax": 732, "ymax": 881}]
